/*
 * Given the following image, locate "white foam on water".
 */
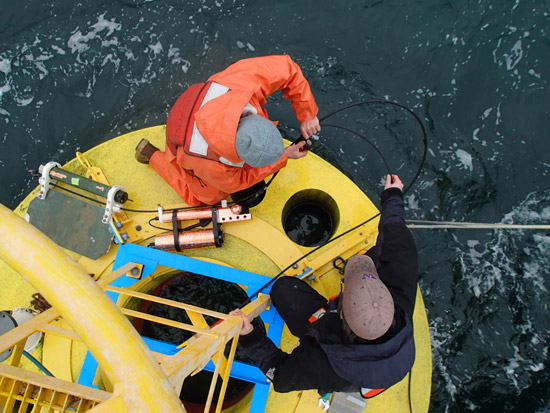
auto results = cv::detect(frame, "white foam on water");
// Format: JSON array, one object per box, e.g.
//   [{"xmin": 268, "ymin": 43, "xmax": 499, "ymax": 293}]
[
  {"xmin": 405, "ymin": 193, "xmax": 419, "ymax": 210},
  {"xmin": 34, "ymin": 61, "xmax": 49, "ymax": 80},
  {"xmin": 495, "ymin": 103, "xmax": 502, "ymax": 125},
  {"xmin": 0, "ymin": 57, "xmax": 11, "ymax": 74},
  {"xmin": 68, "ymin": 13, "xmax": 121, "ymax": 55},
  {"xmin": 0, "ymin": 83, "xmax": 11, "ymax": 99},
  {"xmin": 148, "ymin": 41, "xmax": 163, "ymax": 55},
  {"xmin": 15, "ymin": 96, "xmax": 34, "ymax": 107},
  {"xmin": 101, "ymin": 54, "xmax": 121, "ymax": 70},
  {"xmin": 168, "ymin": 46, "xmax": 191, "ymax": 73},
  {"xmin": 0, "ymin": 57, "xmax": 11, "ymax": 104},
  {"xmin": 505, "ymin": 356, "xmax": 520, "ymax": 388},
  {"xmin": 51, "ymin": 45, "xmax": 66, "ymax": 55},
  {"xmin": 68, "ymin": 30, "xmax": 94, "ymax": 54},
  {"xmin": 91, "ymin": 13, "xmax": 122, "ymax": 37},
  {"xmin": 481, "ymin": 108, "xmax": 493, "ymax": 119},
  {"xmin": 530, "ymin": 363, "xmax": 544, "ymax": 372},
  {"xmin": 101, "ymin": 38, "xmax": 119, "ymax": 48},
  {"xmin": 505, "ymin": 40, "xmax": 524, "ymax": 71},
  {"xmin": 429, "ymin": 315, "xmax": 458, "ymax": 401},
  {"xmin": 528, "ymin": 69, "xmax": 541, "ymax": 79},
  {"xmin": 472, "ymin": 128, "xmax": 480, "ymax": 141},
  {"xmin": 455, "ymin": 148, "xmax": 473, "ymax": 171},
  {"xmin": 449, "ymin": 190, "xmax": 550, "ymax": 399}
]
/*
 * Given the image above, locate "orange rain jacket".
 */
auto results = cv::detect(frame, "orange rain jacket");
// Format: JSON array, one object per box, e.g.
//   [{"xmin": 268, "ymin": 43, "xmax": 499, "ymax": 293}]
[{"xmin": 150, "ymin": 55, "xmax": 319, "ymax": 206}]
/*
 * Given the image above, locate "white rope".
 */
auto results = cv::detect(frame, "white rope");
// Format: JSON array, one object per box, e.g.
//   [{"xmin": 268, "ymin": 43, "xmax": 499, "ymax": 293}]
[{"xmin": 406, "ymin": 220, "xmax": 550, "ymax": 230}]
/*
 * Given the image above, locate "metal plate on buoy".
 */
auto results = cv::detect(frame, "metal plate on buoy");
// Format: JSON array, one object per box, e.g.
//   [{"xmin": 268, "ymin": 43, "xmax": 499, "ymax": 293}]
[
  {"xmin": 27, "ymin": 189, "xmax": 113, "ymax": 259},
  {"xmin": 0, "ymin": 311, "xmax": 17, "ymax": 362}
]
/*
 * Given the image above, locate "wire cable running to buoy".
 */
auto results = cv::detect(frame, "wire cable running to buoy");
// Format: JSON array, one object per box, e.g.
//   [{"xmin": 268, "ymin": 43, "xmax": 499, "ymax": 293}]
[{"xmin": 406, "ymin": 220, "xmax": 550, "ymax": 230}]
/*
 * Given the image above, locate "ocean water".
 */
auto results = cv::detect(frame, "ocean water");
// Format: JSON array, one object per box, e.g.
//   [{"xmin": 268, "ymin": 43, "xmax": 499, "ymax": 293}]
[{"xmin": 1, "ymin": 1, "xmax": 549, "ymax": 411}]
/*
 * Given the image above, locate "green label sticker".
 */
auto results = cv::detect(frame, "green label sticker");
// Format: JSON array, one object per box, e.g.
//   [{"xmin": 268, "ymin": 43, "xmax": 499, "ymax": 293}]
[{"xmin": 71, "ymin": 177, "xmax": 80, "ymax": 186}]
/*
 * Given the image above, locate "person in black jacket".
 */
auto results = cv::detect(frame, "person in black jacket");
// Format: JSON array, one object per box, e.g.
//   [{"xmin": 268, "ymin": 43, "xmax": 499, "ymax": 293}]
[{"xmin": 230, "ymin": 174, "xmax": 418, "ymax": 395}]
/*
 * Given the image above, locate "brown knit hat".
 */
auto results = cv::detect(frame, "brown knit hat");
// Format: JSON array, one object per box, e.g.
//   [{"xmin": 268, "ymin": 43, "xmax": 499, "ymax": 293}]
[{"xmin": 342, "ymin": 255, "xmax": 395, "ymax": 340}]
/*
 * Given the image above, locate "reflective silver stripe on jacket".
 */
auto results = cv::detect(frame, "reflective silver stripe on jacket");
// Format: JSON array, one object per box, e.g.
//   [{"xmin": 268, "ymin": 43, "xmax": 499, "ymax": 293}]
[{"xmin": 188, "ymin": 82, "xmax": 247, "ymax": 167}]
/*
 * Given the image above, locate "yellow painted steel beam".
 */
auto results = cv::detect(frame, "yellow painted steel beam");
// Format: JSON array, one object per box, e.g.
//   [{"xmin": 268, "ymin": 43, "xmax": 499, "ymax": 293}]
[
  {"xmin": 0, "ymin": 364, "xmax": 111, "ymax": 404},
  {"xmin": 96, "ymin": 262, "xmax": 138, "ymax": 287},
  {"xmin": 215, "ymin": 332, "xmax": 240, "ymax": 413},
  {"xmin": 204, "ymin": 334, "xmax": 228, "ymax": 413},
  {"xmin": 0, "ymin": 203, "xmax": 185, "ymax": 412},
  {"xmin": 0, "ymin": 309, "xmax": 59, "ymax": 354},
  {"xmin": 105, "ymin": 285, "xmax": 229, "ymax": 320},
  {"xmin": 162, "ymin": 294, "xmax": 271, "ymax": 392},
  {"xmin": 185, "ymin": 310, "xmax": 210, "ymax": 330},
  {"xmin": 120, "ymin": 308, "xmax": 216, "ymax": 337},
  {"xmin": 36, "ymin": 322, "xmax": 80, "ymax": 341},
  {"xmin": 240, "ymin": 293, "xmax": 271, "ymax": 321},
  {"xmin": 162, "ymin": 322, "xmax": 235, "ymax": 393}
]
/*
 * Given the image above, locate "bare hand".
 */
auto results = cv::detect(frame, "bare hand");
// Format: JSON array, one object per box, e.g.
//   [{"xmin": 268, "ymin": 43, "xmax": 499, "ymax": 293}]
[
  {"xmin": 229, "ymin": 309, "xmax": 254, "ymax": 335},
  {"xmin": 300, "ymin": 117, "xmax": 321, "ymax": 138},
  {"xmin": 285, "ymin": 141, "xmax": 308, "ymax": 160},
  {"xmin": 385, "ymin": 174, "xmax": 403, "ymax": 191}
]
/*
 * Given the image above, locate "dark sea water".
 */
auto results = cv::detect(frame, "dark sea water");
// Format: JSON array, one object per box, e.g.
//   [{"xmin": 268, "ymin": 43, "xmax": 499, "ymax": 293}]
[{"xmin": 1, "ymin": 1, "xmax": 549, "ymax": 412}]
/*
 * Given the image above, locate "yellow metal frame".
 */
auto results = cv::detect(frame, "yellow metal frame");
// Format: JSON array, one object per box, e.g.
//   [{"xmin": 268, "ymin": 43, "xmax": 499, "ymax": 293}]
[{"xmin": 0, "ymin": 204, "xmax": 271, "ymax": 412}]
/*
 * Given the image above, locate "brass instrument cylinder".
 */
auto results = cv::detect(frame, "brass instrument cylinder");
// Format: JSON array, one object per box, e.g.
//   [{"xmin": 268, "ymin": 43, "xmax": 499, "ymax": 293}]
[
  {"xmin": 159, "ymin": 208, "xmax": 213, "ymax": 223},
  {"xmin": 154, "ymin": 229, "xmax": 218, "ymax": 251}
]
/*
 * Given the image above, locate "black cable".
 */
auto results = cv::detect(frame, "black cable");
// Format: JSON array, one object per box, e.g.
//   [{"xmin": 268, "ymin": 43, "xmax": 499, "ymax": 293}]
[
  {"xmin": 318, "ymin": 99, "xmax": 428, "ymax": 195},
  {"xmin": 51, "ymin": 183, "xmax": 107, "ymax": 206},
  {"xmin": 239, "ymin": 211, "xmax": 381, "ymax": 308},
  {"xmin": 321, "ymin": 123, "xmax": 393, "ymax": 176},
  {"xmin": 52, "ymin": 177, "xmax": 273, "ymax": 213},
  {"xmin": 148, "ymin": 217, "xmax": 170, "ymax": 231},
  {"xmin": 51, "ymin": 182, "xmax": 220, "ymax": 213},
  {"xmin": 409, "ymin": 369, "xmax": 413, "ymax": 413}
]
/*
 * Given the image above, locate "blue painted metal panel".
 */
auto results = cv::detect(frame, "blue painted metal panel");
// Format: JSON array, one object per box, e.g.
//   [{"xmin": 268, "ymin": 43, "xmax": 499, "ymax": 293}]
[{"xmin": 78, "ymin": 243, "xmax": 284, "ymax": 411}]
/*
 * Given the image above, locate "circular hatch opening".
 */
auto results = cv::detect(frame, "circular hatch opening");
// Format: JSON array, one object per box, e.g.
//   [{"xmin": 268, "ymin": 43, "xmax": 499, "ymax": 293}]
[{"xmin": 282, "ymin": 189, "xmax": 339, "ymax": 247}]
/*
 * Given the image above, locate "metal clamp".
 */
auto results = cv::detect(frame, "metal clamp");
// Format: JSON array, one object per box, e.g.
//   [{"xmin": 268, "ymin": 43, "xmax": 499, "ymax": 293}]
[
  {"xmin": 102, "ymin": 185, "xmax": 123, "ymax": 224},
  {"xmin": 37, "ymin": 162, "xmax": 61, "ymax": 200}
]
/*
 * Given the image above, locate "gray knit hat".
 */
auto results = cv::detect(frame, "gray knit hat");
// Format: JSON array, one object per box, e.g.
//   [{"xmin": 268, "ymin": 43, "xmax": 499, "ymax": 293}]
[
  {"xmin": 342, "ymin": 255, "xmax": 395, "ymax": 340},
  {"xmin": 235, "ymin": 115, "xmax": 284, "ymax": 167}
]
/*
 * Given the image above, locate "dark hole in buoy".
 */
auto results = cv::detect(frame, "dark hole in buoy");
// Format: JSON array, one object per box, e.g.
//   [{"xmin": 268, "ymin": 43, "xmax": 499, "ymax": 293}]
[
  {"xmin": 282, "ymin": 190, "xmax": 339, "ymax": 247},
  {"xmin": 133, "ymin": 272, "xmax": 263, "ymax": 412}
]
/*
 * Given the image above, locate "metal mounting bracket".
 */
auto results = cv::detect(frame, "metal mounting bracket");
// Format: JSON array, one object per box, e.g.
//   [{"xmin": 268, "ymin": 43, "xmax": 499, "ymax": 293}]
[
  {"xmin": 103, "ymin": 185, "xmax": 123, "ymax": 224},
  {"xmin": 37, "ymin": 162, "xmax": 61, "ymax": 200}
]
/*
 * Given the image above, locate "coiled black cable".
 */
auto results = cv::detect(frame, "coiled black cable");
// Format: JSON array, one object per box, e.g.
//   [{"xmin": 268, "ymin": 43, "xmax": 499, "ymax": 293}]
[
  {"xmin": 240, "ymin": 99, "xmax": 428, "ymax": 304},
  {"xmin": 319, "ymin": 99, "xmax": 428, "ymax": 196}
]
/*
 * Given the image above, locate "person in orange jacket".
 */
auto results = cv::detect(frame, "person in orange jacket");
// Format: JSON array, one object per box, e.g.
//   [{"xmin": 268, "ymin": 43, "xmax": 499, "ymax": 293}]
[{"xmin": 135, "ymin": 55, "xmax": 321, "ymax": 206}]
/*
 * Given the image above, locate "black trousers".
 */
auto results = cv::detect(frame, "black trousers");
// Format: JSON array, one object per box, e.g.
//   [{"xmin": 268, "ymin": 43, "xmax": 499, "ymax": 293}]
[{"xmin": 270, "ymin": 276, "xmax": 328, "ymax": 339}]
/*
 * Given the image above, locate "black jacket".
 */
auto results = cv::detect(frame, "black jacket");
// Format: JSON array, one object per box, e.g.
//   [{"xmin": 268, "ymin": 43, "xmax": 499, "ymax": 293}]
[{"xmin": 240, "ymin": 187, "xmax": 419, "ymax": 394}]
